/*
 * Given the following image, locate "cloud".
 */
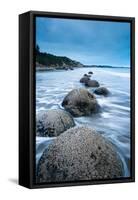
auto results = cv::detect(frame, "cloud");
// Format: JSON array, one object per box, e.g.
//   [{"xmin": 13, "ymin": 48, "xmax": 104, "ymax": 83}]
[{"xmin": 36, "ymin": 17, "xmax": 130, "ymax": 66}]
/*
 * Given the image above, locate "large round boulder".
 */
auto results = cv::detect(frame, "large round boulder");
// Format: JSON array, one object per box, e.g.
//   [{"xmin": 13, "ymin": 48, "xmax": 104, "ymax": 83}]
[
  {"xmin": 94, "ymin": 87, "xmax": 110, "ymax": 96},
  {"xmin": 36, "ymin": 109, "xmax": 75, "ymax": 137},
  {"xmin": 85, "ymin": 80, "xmax": 100, "ymax": 87},
  {"xmin": 37, "ymin": 126, "xmax": 123, "ymax": 183},
  {"xmin": 62, "ymin": 88, "xmax": 99, "ymax": 117},
  {"xmin": 80, "ymin": 76, "xmax": 90, "ymax": 83}
]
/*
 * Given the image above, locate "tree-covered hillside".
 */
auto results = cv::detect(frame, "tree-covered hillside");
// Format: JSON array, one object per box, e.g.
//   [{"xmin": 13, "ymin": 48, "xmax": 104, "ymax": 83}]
[{"xmin": 36, "ymin": 45, "xmax": 83, "ymax": 68}]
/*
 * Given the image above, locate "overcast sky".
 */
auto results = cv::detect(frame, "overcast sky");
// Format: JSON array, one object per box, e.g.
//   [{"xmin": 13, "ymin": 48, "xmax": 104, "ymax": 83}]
[{"xmin": 36, "ymin": 17, "xmax": 130, "ymax": 67}]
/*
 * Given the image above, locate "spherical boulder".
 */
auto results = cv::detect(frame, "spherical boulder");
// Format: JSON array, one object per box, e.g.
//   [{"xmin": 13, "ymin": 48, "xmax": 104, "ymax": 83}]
[
  {"xmin": 36, "ymin": 109, "xmax": 75, "ymax": 137},
  {"xmin": 62, "ymin": 88, "xmax": 99, "ymax": 117},
  {"xmin": 88, "ymin": 71, "xmax": 93, "ymax": 74},
  {"xmin": 94, "ymin": 87, "xmax": 110, "ymax": 96},
  {"xmin": 85, "ymin": 80, "xmax": 100, "ymax": 87},
  {"xmin": 80, "ymin": 76, "xmax": 90, "ymax": 83},
  {"xmin": 37, "ymin": 126, "xmax": 123, "ymax": 183}
]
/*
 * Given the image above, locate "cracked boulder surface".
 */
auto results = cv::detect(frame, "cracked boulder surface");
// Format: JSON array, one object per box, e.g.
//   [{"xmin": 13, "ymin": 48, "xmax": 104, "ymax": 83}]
[
  {"xmin": 62, "ymin": 88, "xmax": 100, "ymax": 117},
  {"xmin": 36, "ymin": 109, "xmax": 75, "ymax": 137},
  {"xmin": 36, "ymin": 126, "xmax": 123, "ymax": 183}
]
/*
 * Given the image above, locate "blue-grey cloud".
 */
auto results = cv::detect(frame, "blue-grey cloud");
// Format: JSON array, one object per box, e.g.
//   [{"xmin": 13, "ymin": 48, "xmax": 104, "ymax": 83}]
[{"xmin": 36, "ymin": 17, "xmax": 130, "ymax": 67}]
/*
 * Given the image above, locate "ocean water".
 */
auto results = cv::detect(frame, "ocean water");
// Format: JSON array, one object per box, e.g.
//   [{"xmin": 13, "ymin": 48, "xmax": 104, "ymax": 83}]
[{"xmin": 36, "ymin": 67, "xmax": 131, "ymax": 177}]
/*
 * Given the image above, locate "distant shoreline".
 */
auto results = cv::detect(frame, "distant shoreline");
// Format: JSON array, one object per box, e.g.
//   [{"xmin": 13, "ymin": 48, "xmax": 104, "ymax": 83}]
[
  {"xmin": 36, "ymin": 66, "xmax": 81, "ymax": 71},
  {"xmin": 36, "ymin": 65, "xmax": 130, "ymax": 71},
  {"xmin": 83, "ymin": 65, "xmax": 130, "ymax": 69}
]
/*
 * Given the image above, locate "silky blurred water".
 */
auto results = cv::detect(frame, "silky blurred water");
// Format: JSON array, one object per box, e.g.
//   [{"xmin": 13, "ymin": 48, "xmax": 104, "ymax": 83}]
[{"xmin": 36, "ymin": 67, "xmax": 131, "ymax": 177}]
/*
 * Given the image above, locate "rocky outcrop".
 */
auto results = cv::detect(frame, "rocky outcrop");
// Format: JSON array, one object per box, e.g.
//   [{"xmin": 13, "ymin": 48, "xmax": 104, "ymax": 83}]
[
  {"xmin": 37, "ymin": 126, "xmax": 123, "ymax": 183},
  {"xmin": 36, "ymin": 109, "xmax": 75, "ymax": 137},
  {"xmin": 85, "ymin": 80, "xmax": 100, "ymax": 87},
  {"xmin": 94, "ymin": 87, "xmax": 110, "ymax": 96},
  {"xmin": 62, "ymin": 88, "xmax": 99, "ymax": 117}
]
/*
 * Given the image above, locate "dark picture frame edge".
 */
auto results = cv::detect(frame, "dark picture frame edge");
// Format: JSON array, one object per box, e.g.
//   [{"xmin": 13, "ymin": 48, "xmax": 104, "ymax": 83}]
[{"xmin": 19, "ymin": 11, "xmax": 135, "ymax": 189}]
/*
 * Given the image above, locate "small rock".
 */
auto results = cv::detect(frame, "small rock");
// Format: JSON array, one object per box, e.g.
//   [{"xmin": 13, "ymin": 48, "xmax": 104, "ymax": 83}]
[
  {"xmin": 85, "ymin": 80, "xmax": 100, "ymax": 87},
  {"xmin": 80, "ymin": 76, "xmax": 90, "ymax": 83},
  {"xmin": 88, "ymin": 71, "xmax": 93, "ymax": 74},
  {"xmin": 94, "ymin": 87, "xmax": 110, "ymax": 96},
  {"xmin": 84, "ymin": 74, "xmax": 91, "ymax": 78}
]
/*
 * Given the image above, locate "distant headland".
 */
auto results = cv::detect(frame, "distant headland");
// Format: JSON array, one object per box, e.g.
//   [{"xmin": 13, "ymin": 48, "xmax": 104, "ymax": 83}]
[{"xmin": 36, "ymin": 45, "xmax": 83, "ymax": 71}]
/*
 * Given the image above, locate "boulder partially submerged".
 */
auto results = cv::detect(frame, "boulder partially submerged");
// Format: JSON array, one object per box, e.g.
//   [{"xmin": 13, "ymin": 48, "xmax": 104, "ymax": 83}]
[
  {"xmin": 85, "ymin": 80, "xmax": 100, "ymax": 87},
  {"xmin": 80, "ymin": 76, "xmax": 90, "ymax": 83},
  {"xmin": 37, "ymin": 126, "xmax": 123, "ymax": 183},
  {"xmin": 84, "ymin": 74, "xmax": 91, "ymax": 78},
  {"xmin": 94, "ymin": 87, "xmax": 110, "ymax": 96},
  {"xmin": 36, "ymin": 109, "xmax": 75, "ymax": 137},
  {"xmin": 62, "ymin": 88, "xmax": 99, "ymax": 117},
  {"xmin": 88, "ymin": 71, "xmax": 93, "ymax": 74}
]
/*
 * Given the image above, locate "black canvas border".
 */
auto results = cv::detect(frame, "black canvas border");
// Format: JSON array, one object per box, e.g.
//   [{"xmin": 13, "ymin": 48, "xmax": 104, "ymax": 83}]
[{"xmin": 19, "ymin": 11, "xmax": 135, "ymax": 189}]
